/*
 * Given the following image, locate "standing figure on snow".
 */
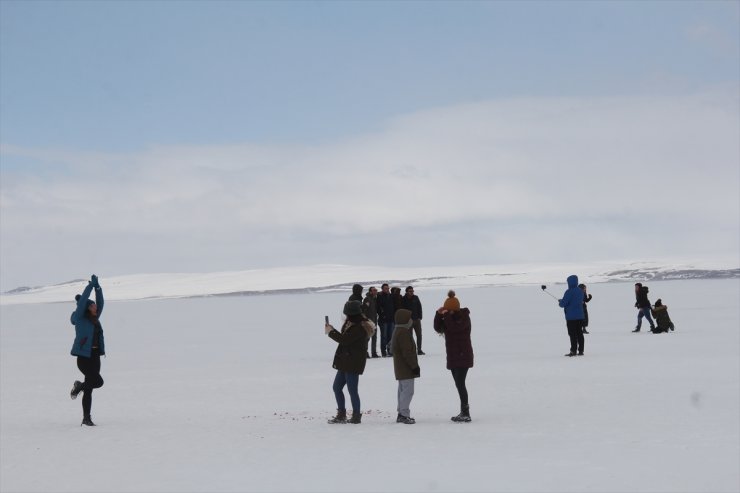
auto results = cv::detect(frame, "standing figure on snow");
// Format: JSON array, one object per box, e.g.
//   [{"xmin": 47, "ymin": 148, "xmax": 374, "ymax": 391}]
[
  {"xmin": 325, "ymin": 301, "xmax": 374, "ymax": 424},
  {"xmin": 558, "ymin": 275, "xmax": 585, "ymax": 357},
  {"xmin": 348, "ymin": 283, "xmax": 363, "ymax": 303},
  {"xmin": 377, "ymin": 283, "xmax": 395, "ymax": 357},
  {"xmin": 651, "ymin": 299, "xmax": 675, "ymax": 333},
  {"xmin": 391, "ymin": 309, "xmax": 420, "ymax": 424},
  {"xmin": 69, "ymin": 274, "xmax": 105, "ymax": 426},
  {"xmin": 363, "ymin": 286, "xmax": 379, "ymax": 358},
  {"xmin": 632, "ymin": 283, "xmax": 656, "ymax": 332},
  {"xmin": 402, "ymin": 286, "xmax": 425, "ymax": 355},
  {"xmin": 433, "ymin": 290, "xmax": 474, "ymax": 423},
  {"xmin": 579, "ymin": 283, "xmax": 593, "ymax": 334}
]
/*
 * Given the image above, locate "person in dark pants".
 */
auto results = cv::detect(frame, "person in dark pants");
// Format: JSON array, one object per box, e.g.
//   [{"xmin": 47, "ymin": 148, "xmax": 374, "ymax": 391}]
[
  {"xmin": 633, "ymin": 283, "xmax": 656, "ymax": 332},
  {"xmin": 69, "ymin": 274, "xmax": 105, "ymax": 426},
  {"xmin": 558, "ymin": 275, "xmax": 585, "ymax": 356},
  {"xmin": 325, "ymin": 301, "xmax": 374, "ymax": 424},
  {"xmin": 433, "ymin": 290, "xmax": 473, "ymax": 422},
  {"xmin": 402, "ymin": 286, "xmax": 425, "ymax": 355},
  {"xmin": 376, "ymin": 283, "xmax": 395, "ymax": 357},
  {"xmin": 363, "ymin": 286, "xmax": 379, "ymax": 358},
  {"xmin": 579, "ymin": 283, "xmax": 593, "ymax": 334},
  {"xmin": 651, "ymin": 299, "xmax": 675, "ymax": 333}
]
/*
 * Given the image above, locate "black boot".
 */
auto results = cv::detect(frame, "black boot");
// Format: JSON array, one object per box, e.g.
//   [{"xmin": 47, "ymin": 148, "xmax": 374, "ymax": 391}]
[
  {"xmin": 451, "ymin": 405, "xmax": 471, "ymax": 423},
  {"xmin": 81, "ymin": 415, "xmax": 96, "ymax": 426},
  {"xmin": 348, "ymin": 412, "xmax": 362, "ymax": 424},
  {"xmin": 327, "ymin": 409, "xmax": 347, "ymax": 424},
  {"xmin": 396, "ymin": 414, "xmax": 416, "ymax": 424},
  {"xmin": 70, "ymin": 380, "xmax": 83, "ymax": 400},
  {"xmin": 632, "ymin": 326, "xmax": 641, "ymax": 332}
]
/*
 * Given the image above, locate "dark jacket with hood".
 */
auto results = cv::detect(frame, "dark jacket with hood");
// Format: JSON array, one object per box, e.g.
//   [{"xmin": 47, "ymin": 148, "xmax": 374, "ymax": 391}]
[
  {"xmin": 377, "ymin": 291, "xmax": 395, "ymax": 323},
  {"xmin": 392, "ymin": 309, "xmax": 420, "ymax": 380},
  {"xmin": 635, "ymin": 285, "xmax": 651, "ymax": 309},
  {"xmin": 433, "ymin": 308, "xmax": 473, "ymax": 369},
  {"xmin": 402, "ymin": 294, "xmax": 423, "ymax": 320},
  {"xmin": 70, "ymin": 283, "xmax": 105, "ymax": 357},
  {"xmin": 348, "ymin": 284, "xmax": 363, "ymax": 303},
  {"xmin": 558, "ymin": 275, "xmax": 585, "ymax": 321},
  {"xmin": 328, "ymin": 318, "xmax": 373, "ymax": 375}
]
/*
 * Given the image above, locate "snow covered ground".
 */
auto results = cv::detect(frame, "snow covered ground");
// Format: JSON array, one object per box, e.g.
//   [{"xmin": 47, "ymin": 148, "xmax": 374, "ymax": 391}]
[{"xmin": 1, "ymin": 278, "xmax": 738, "ymax": 492}]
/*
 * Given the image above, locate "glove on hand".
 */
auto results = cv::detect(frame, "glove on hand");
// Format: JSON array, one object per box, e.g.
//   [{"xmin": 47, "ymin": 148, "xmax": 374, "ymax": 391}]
[{"xmin": 91, "ymin": 274, "xmax": 99, "ymax": 288}]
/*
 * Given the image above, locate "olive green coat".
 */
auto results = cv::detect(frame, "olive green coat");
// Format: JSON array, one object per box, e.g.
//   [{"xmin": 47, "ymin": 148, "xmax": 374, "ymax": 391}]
[{"xmin": 392, "ymin": 322, "xmax": 420, "ymax": 381}]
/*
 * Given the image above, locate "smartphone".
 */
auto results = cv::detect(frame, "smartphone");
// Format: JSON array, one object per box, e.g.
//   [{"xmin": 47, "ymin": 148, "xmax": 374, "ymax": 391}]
[{"xmin": 324, "ymin": 315, "xmax": 329, "ymax": 325}]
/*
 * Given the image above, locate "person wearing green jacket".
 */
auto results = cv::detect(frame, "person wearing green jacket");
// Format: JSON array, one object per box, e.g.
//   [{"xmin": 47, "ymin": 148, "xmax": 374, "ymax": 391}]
[{"xmin": 392, "ymin": 309, "xmax": 420, "ymax": 424}]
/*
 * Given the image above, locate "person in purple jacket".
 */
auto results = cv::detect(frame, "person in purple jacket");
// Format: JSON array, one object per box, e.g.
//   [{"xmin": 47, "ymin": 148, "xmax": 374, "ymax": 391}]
[{"xmin": 434, "ymin": 290, "xmax": 474, "ymax": 423}]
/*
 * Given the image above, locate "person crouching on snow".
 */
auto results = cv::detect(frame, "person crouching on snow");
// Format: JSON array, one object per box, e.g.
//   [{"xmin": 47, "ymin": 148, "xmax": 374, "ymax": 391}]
[
  {"xmin": 651, "ymin": 299, "xmax": 675, "ymax": 333},
  {"xmin": 325, "ymin": 300, "xmax": 374, "ymax": 424},
  {"xmin": 433, "ymin": 290, "xmax": 474, "ymax": 423},
  {"xmin": 69, "ymin": 274, "xmax": 105, "ymax": 426},
  {"xmin": 391, "ymin": 309, "xmax": 420, "ymax": 424}
]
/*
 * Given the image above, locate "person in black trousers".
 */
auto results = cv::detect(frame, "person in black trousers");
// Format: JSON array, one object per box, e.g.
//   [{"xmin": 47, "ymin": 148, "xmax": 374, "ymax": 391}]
[
  {"xmin": 69, "ymin": 275, "xmax": 106, "ymax": 426},
  {"xmin": 402, "ymin": 286, "xmax": 425, "ymax": 355},
  {"xmin": 579, "ymin": 283, "xmax": 593, "ymax": 334}
]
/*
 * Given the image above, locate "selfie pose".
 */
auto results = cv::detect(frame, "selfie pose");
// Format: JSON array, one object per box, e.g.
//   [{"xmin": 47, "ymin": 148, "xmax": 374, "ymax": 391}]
[
  {"xmin": 325, "ymin": 301, "xmax": 374, "ymax": 424},
  {"xmin": 69, "ymin": 274, "xmax": 105, "ymax": 426}
]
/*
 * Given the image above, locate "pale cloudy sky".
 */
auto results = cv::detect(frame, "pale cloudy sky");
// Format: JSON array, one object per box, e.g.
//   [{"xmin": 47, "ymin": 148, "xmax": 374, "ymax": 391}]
[{"xmin": 1, "ymin": 1, "xmax": 738, "ymax": 290}]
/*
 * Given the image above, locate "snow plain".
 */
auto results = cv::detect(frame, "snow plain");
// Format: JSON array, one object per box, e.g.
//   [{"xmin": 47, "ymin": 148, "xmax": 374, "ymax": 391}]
[{"xmin": 1, "ymin": 278, "xmax": 738, "ymax": 492}]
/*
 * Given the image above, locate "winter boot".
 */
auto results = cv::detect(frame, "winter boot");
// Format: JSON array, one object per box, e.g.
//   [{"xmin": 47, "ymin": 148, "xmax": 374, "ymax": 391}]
[
  {"xmin": 327, "ymin": 409, "xmax": 347, "ymax": 424},
  {"xmin": 396, "ymin": 414, "xmax": 416, "ymax": 424},
  {"xmin": 451, "ymin": 405, "xmax": 471, "ymax": 423},
  {"xmin": 70, "ymin": 380, "xmax": 83, "ymax": 400},
  {"xmin": 81, "ymin": 415, "xmax": 96, "ymax": 426},
  {"xmin": 632, "ymin": 326, "xmax": 641, "ymax": 333},
  {"xmin": 348, "ymin": 412, "xmax": 362, "ymax": 424},
  {"xmin": 565, "ymin": 351, "xmax": 576, "ymax": 357},
  {"xmin": 582, "ymin": 328, "xmax": 589, "ymax": 334}
]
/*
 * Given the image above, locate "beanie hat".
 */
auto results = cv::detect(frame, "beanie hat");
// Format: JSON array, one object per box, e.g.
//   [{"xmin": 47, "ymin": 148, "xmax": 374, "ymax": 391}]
[
  {"xmin": 394, "ymin": 308, "xmax": 412, "ymax": 325},
  {"xmin": 75, "ymin": 294, "xmax": 94, "ymax": 307},
  {"xmin": 343, "ymin": 300, "xmax": 363, "ymax": 317},
  {"xmin": 443, "ymin": 290, "xmax": 460, "ymax": 312},
  {"xmin": 655, "ymin": 298, "xmax": 663, "ymax": 307}
]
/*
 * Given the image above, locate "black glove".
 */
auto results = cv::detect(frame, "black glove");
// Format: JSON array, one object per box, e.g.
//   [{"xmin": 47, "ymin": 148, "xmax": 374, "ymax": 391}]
[
  {"xmin": 91, "ymin": 274, "xmax": 99, "ymax": 288},
  {"xmin": 412, "ymin": 367, "xmax": 420, "ymax": 377}
]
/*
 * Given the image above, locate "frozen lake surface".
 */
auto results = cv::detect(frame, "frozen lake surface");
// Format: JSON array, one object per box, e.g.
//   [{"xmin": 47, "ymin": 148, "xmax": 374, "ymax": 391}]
[{"xmin": 1, "ymin": 279, "xmax": 738, "ymax": 492}]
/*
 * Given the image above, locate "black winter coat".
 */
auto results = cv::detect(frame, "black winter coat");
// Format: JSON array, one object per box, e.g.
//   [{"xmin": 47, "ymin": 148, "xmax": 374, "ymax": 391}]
[
  {"xmin": 402, "ymin": 294, "xmax": 423, "ymax": 320},
  {"xmin": 329, "ymin": 322, "xmax": 369, "ymax": 375},
  {"xmin": 635, "ymin": 286, "xmax": 651, "ymax": 309},
  {"xmin": 377, "ymin": 292, "xmax": 395, "ymax": 323}
]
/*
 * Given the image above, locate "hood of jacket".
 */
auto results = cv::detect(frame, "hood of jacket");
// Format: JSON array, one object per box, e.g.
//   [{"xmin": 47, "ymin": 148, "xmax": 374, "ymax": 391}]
[
  {"xmin": 352, "ymin": 284, "xmax": 363, "ymax": 297},
  {"xmin": 567, "ymin": 275, "xmax": 579, "ymax": 289}
]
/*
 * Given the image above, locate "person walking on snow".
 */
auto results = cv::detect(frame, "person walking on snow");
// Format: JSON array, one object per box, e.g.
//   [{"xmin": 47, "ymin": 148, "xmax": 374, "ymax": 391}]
[
  {"xmin": 633, "ymin": 283, "xmax": 656, "ymax": 332},
  {"xmin": 392, "ymin": 309, "xmax": 420, "ymax": 424},
  {"xmin": 402, "ymin": 286, "xmax": 425, "ymax": 355},
  {"xmin": 325, "ymin": 301, "xmax": 374, "ymax": 424},
  {"xmin": 579, "ymin": 283, "xmax": 593, "ymax": 334},
  {"xmin": 433, "ymin": 290, "xmax": 474, "ymax": 422},
  {"xmin": 558, "ymin": 275, "xmax": 585, "ymax": 357},
  {"xmin": 69, "ymin": 274, "xmax": 105, "ymax": 426}
]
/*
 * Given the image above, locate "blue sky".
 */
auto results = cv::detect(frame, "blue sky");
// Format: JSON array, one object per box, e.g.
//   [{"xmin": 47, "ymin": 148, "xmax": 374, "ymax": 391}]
[{"xmin": 1, "ymin": 0, "xmax": 738, "ymax": 289}]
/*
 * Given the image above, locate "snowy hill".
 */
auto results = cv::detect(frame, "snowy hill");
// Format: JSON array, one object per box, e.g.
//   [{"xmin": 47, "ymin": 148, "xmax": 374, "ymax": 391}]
[{"xmin": 1, "ymin": 258, "xmax": 737, "ymax": 305}]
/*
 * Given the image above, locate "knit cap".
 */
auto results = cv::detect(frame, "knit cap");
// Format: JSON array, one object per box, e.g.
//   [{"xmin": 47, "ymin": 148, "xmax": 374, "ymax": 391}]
[
  {"xmin": 343, "ymin": 300, "xmax": 363, "ymax": 316},
  {"xmin": 443, "ymin": 290, "xmax": 460, "ymax": 312}
]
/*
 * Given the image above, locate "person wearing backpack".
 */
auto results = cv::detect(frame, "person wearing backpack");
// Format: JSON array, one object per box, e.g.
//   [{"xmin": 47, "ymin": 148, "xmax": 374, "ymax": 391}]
[{"xmin": 69, "ymin": 274, "xmax": 105, "ymax": 426}]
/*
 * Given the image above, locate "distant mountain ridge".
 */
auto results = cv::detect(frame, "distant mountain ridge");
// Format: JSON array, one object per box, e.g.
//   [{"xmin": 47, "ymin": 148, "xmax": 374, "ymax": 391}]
[{"xmin": 2, "ymin": 261, "xmax": 737, "ymax": 305}]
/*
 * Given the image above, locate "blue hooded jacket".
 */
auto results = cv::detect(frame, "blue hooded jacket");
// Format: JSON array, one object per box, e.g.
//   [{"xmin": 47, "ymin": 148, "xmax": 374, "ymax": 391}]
[
  {"xmin": 558, "ymin": 275, "xmax": 585, "ymax": 321},
  {"xmin": 70, "ymin": 283, "xmax": 105, "ymax": 357}
]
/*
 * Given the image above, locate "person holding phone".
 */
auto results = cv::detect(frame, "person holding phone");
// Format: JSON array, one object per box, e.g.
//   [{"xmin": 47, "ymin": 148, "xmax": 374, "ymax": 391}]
[
  {"xmin": 69, "ymin": 274, "xmax": 105, "ymax": 426},
  {"xmin": 324, "ymin": 301, "xmax": 374, "ymax": 424}
]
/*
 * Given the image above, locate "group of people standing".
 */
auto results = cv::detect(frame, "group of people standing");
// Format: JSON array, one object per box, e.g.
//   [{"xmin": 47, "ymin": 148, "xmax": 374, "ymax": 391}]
[{"xmin": 324, "ymin": 287, "xmax": 474, "ymax": 425}]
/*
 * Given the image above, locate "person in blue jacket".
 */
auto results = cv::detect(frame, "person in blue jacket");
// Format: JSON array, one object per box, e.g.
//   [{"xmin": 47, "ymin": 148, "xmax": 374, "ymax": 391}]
[
  {"xmin": 69, "ymin": 274, "xmax": 105, "ymax": 426},
  {"xmin": 558, "ymin": 275, "xmax": 585, "ymax": 357}
]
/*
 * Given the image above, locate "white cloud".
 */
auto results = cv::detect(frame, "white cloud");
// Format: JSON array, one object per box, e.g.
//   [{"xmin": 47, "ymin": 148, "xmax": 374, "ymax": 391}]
[{"xmin": 1, "ymin": 91, "xmax": 738, "ymax": 288}]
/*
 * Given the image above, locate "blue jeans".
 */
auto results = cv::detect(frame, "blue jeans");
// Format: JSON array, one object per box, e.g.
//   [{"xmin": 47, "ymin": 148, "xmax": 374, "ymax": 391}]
[
  {"xmin": 333, "ymin": 371, "xmax": 360, "ymax": 413},
  {"xmin": 379, "ymin": 321, "xmax": 395, "ymax": 355},
  {"xmin": 637, "ymin": 308, "xmax": 655, "ymax": 329}
]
